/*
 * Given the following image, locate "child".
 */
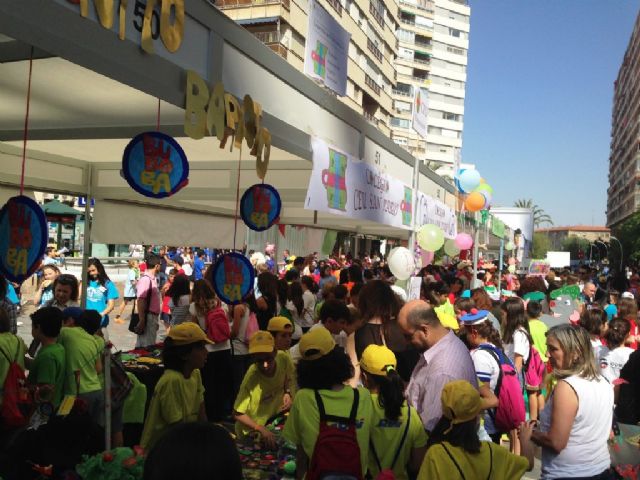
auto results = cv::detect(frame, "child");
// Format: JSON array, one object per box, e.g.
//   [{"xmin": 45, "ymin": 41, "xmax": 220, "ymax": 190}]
[
  {"xmin": 599, "ymin": 318, "xmax": 634, "ymax": 383},
  {"xmin": 141, "ymin": 322, "xmax": 209, "ymax": 450},
  {"xmin": 361, "ymin": 344, "xmax": 427, "ymax": 480},
  {"xmin": 27, "ymin": 307, "xmax": 66, "ymax": 409},
  {"xmin": 233, "ymin": 331, "xmax": 295, "ymax": 448},
  {"xmin": 267, "ymin": 316, "xmax": 294, "ymax": 351},
  {"xmin": 160, "ymin": 268, "xmax": 178, "ymax": 332},
  {"xmin": 526, "ymin": 301, "xmax": 547, "ymax": 420},
  {"xmin": 578, "ymin": 308, "xmax": 608, "ymax": 356},
  {"xmin": 115, "ymin": 259, "xmax": 139, "ymax": 324},
  {"xmin": 0, "ymin": 308, "xmax": 27, "ymax": 409}
]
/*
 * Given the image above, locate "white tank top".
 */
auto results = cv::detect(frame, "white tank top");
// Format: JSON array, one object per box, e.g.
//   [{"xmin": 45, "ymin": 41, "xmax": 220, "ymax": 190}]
[{"xmin": 540, "ymin": 374, "xmax": 613, "ymax": 479}]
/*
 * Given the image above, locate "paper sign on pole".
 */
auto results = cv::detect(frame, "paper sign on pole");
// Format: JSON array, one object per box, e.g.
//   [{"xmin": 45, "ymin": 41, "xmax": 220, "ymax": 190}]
[
  {"xmin": 411, "ymin": 87, "xmax": 428, "ymax": 137},
  {"xmin": 304, "ymin": 0, "xmax": 350, "ymax": 96},
  {"xmin": 407, "ymin": 276, "xmax": 422, "ymax": 301}
]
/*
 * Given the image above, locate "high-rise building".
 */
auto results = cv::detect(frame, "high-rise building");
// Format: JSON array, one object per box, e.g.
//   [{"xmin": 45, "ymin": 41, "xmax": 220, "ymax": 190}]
[
  {"xmin": 390, "ymin": 0, "xmax": 469, "ymax": 174},
  {"xmin": 216, "ymin": 0, "xmax": 470, "ymax": 168},
  {"xmin": 607, "ymin": 11, "xmax": 640, "ymax": 227},
  {"xmin": 216, "ymin": 0, "xmax": 400, "ymax": 136}
]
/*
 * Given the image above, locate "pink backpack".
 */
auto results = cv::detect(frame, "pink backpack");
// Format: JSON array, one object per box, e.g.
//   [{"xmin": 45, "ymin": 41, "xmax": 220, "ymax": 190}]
[
  {"xmin": 524, "ymin": 345, "xmax": 546, "ymax": 390},
  {"xmin": 478, "ymin": 345, "xmax": 526, "ymax": 432},
  {"xmin": 243, "ymin": 311, "xmax": 259, "ymax": 343}
]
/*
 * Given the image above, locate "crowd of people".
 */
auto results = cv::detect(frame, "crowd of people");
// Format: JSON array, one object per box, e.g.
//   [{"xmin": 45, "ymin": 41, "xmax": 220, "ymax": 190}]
[{"xmin": 0, "ymin": 246, "xmax": 638, "ymax": 479}]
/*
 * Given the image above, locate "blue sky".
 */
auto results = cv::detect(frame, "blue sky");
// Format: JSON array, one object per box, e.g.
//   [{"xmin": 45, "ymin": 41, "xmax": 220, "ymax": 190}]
[{"xmin": 463, "ymin": 0, "xmax": 639, "ymax": 226}]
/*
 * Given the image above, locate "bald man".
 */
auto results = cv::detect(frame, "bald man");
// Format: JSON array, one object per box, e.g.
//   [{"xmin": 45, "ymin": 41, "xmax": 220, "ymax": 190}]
[{"xmin": 397, "ymin": 300, "xmax": 477, "ymax": 432}]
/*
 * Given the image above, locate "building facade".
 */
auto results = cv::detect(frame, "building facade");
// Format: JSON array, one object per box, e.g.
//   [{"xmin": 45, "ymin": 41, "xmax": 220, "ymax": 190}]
[
  {"xmin": 535, "ymin": 226, "xmax": 611, "ymax": 251},
  {"xmin": 216, "ymin": 0, "xmax": 470, "ymax": 167},
  {"xmin": 607, "ymin": 11, "xmax": 640, "ymax": 227}
]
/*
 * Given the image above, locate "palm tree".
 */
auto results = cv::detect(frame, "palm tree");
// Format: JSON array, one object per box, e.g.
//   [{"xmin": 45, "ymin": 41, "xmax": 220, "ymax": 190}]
[{"xmin": 513, "ymin": 198, "xmax": 554, "ymax": 228}]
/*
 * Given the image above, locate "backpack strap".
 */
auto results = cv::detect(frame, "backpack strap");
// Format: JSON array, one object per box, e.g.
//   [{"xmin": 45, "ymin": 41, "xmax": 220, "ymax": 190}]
[
  {"xmin": 441, "ymin": 443, "xmax": 466, "ymax": 480},
  {"xmin": 486, "ymin": 443, "xmax": 493, "ymax": 480},
  {"xmin": 369, "ymin": 439, "xmax": 383, "ymax": 473},
  {"xmin": 348, "ymin": 388, "xmax": 360, "ymax": 423},
  {"xmin": 314, "ymin": 388, "xmax": 360, "ymax": 424},
  {"xmin": 390, "ymin": 405, "xmax": 411, "ymax": 470}
]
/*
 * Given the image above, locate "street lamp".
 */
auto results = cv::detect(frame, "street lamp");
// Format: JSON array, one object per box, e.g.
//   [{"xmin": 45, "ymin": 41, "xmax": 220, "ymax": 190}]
[
  {"xmin": 595, "ymin": 240, "xmax": 609, "ymax": 263},
  {"xmin": 609, "ymin": 235, "xmax": 624, "ymax": 272}
]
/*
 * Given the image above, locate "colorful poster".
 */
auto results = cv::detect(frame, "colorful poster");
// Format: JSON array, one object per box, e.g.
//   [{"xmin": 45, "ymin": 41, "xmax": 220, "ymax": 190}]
[
  {"xmin": 415, "ymin": 192, "xmax": 457, "ymax": 239},
  {"xmin": 304, "ymin": 0, "xmax": 350, "ymax": 96},
  {"xmin": 411, "ymin": 87, "xmax": 429, "ymax": 137},
  {"xmin": 240, "ymin": 184, "xmax": 281, "ymax": 232},
  {"xmin": 211, "ymin": 253, "xmax": 255, "ymax": 305},
  {"xmin": 306, "ymin": 138, "xmax": 414, "ymax": 230},
  {"xmin": 0, "ymin": 196, "xmax": 47, "ymax": 283},
  {"xmin": 528, "ymin": 260, "xmax": 551, "ymax": 276},
  {"xmin": 122, "ymin": 132, "xmax": 189, "ymax": 198}
]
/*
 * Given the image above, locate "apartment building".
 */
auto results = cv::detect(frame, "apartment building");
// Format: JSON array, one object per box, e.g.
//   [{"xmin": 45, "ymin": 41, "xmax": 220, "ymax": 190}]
[
  {"xmin": 607, "ymin": 11, "xmax": 640, "ymax": 227},
  {"xmin": 216, "ymin": 0, "xmax": 400, "ymax": 135},
  {"xmin": 390, "ymin": 0, "xmax": 469, "ymax": 174}
]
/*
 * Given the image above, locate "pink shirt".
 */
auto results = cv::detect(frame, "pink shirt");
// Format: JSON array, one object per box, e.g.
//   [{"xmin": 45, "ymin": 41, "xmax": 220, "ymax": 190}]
[{"xmin": 136, "ymin": 272, "xmax": 162, "ymax": 315}]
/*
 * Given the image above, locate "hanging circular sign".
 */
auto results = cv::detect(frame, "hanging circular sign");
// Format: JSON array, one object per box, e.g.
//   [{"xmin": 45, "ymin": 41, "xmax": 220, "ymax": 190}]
[
  {"xmin": 122, "ymin": 131, "xmax": 189, "ymax": 198},
  {"xmin": 0, "ymin": 195, "xmax": 47, "ymax": 283},
  {"xmin": 210, "ymin": 252, "xmax": 255, "ymax": 305},
  {"xmin": 240, "ymin": 184, "xmax": 281, "ymax": 232}
]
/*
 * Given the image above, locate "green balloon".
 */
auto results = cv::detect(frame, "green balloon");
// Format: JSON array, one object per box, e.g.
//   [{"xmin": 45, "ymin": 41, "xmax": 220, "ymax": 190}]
[
  {"xmin": 475, "ymin": 183, "xmax": 494, "ymax": 196},
  {"xmin": 444, "ymin": 239, "xmax": 460, "ymax": 256},
  {"xmin": 417, "ymin": 224, "xmax": 445, "ymax": 252}
]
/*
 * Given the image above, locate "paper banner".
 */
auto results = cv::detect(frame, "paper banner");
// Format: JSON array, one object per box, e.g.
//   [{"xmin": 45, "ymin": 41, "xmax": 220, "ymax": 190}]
[
  {"xmin": 240, "ymin": 184, "xmax": 281, "ymax": 232},
  {"xmin": 122, "ymin": 132, "xmax": 189, "ymax": 198},
  {"xmin": 210, "ymin": 252, "xmax": 255, "ymax": 305},
  {"xmin": 528, "ymin": 259, "xmax": 551, "ymax": 277},
  {"xmin": 0, "ymin": 196, "xmax": 47, "ymax": 283}
]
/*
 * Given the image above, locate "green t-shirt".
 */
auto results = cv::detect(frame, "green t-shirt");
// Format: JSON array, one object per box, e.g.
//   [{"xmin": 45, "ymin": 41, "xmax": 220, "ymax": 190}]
[
  {"xmin": 528, "ymin": 319, "xmax": 549, "ymax": 359},
  {"xmin": 234, "ymin": 351, "xmax": 296, "ymax": 439},
  {"xmin": 283, "ymin": 386, "xmax": 373, "ymax": 475},
  {"xmin": 28, "ymin": 343, "xmax": 66, "ymax": 408},
  {"xmin": 368, "ymin": 394, "xmax": 428, "ymax": 480},
  {"xmin": 140, "ymin": 368, "xmax": 204, "ymax": 450},
  {"xmin": 58, "ymin": 327, "xmax": 102, "ymax": 395},
  {"xmin": 0, "ymin": 333, "xmax": 27, "ymax": 406}
]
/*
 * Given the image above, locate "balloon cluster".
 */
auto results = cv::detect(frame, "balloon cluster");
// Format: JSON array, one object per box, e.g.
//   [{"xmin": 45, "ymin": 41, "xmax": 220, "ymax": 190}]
[
  {"xmin": 455, "ymin": 169, "xmax": 493, "ymax": 212},
  {"xmin": 407, "ymin": 224, "xmax": 474, "ymax": 270}
]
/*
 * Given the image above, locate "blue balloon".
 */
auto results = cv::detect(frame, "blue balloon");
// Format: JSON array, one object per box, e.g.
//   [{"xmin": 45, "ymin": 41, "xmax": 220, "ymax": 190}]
[{"xmin": 458, "ymin": 169, "xmax": 481, "ymax": 193}]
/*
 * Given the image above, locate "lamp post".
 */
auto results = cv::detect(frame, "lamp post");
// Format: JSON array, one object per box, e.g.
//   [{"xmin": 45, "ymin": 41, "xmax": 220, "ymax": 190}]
[
  {"xmin": 609, "ymin": 235, "xmax": 624, "ymax": 272},
  {"xmin": 595, "ymin": 240, "xmax": 609, "ymax": 265}
]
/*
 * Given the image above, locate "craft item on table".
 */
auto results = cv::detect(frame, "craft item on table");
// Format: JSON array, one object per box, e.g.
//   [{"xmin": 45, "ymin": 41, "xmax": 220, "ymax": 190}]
[
  {"xmin": 241, "ymin": 184, "xmax": 281, "ymax": 231},
  {"xmin": 135, "ymin": 357, "xmax": 161, "ymax": 365},
  {"xmin": 122, "ymin": 132, "xmax": 189, "ymax": 198},
  {"xmin": 211, "ymin": 252, "xmax": 255, "ymax": 305},
  {"xmin": 0, "ymin": 195, "xmax": 47, "ymax": 284},
  {"xmin": 75, "ymin": 447, "xmax": 144, "ymax": 480}
]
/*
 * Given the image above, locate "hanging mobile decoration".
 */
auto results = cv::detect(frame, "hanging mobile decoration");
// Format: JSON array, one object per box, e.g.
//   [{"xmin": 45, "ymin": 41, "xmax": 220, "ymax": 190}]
[
  {"xmin": 210, "ymin": 252, "xmax": 255, "ymax": 305},
  {"xmin": 240, "ymin": 183, "xmax": 281, "ymax": 232}
]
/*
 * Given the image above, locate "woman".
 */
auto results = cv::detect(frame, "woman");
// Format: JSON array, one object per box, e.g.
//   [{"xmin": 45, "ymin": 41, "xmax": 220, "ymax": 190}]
[
  {"xmin": 318, "ymin": 265, "xmax": 337, "ymax": 292},
  {"xmin": 283, "ymin": 328, "xmax": 373, "ymax": 479},
  {"xmin": 418, "ymin": 380, "xmax": 533, "ymax": 479},
  {"xmin": 523, "ymin": 324, "xmax": 614, "ymax": 480},
  {"xmin": 160, "ymin": 268, "xmax": 178, "ymax": 332},
  {"xmin": 361, "ymin": 345, "xmax": 427, "ymax": 480},
  {"xmin": 356, "ymin": 280, "xmax": 415, "ymax": 382},
  {"xmin": 448, "ymin": 278, "xmax": 464, "ymax": 304},
  {"xmin": 254, "ymin": 272, "xmax": 279, "ymax": 330},
  {"xmin": 300, "ymin": 276, "xmax": 318, "ymax": 323},
  {"xmin": 287, "ymin": 281, "xmax": 314, "ymax": 334},
  {"xmin": 230, "ymin": 297, "xmax": 252, "ymax": 401},
  {"xmin": 140, "ymin": 322, "xmax": 209, "ymax": 450},
  {"xmin": 616, "ymin": 297, "xmax": 638, "ymax": 349},
  {"xmin": 167, "ymin": 273, "xmax": 191, "ymax": 328},
  {"xmin": 84, "ymin": 258, "xmax": 119, "ymax": 328},
  {"xmin": 34, "ymin": 264, "xmax": 60, "ymax": 308},
  {"xmin": 190, "ymin": 280, "xmax": 233, "ymax": 421},
  {"xmin": 114, "ymin": 259, "xmax": 139, "ymax": 324}
]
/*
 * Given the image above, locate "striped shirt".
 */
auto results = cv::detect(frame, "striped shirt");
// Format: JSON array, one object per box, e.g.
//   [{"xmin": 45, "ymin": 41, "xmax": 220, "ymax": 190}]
[{"xmin": 406, "ymin": 330, "xmax": 478, "ymax": 431}]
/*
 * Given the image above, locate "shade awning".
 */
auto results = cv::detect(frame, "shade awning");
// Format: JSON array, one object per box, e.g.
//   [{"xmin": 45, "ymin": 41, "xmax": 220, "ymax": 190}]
[{"xmin": 42, "ymin": 199, "xmax": 82, "ymax": 216}]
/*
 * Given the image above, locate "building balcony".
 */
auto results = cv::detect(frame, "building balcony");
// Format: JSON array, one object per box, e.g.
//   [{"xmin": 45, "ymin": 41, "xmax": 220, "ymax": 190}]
[
  {"xmin": 363, "ymin": 110, "xmax": 380, "ymax": 126},
  {"xmin": 392, "ymin": 88, "xmax": 413, "ymax": 98},
  {"xmin": 217, "ymin": 0, "xmax": 290, "ymax": 9},
  {"xmin": 398, "ymin": 0, "xmax": 434, "ymax": 14},
  {"xmin": 367, "ymin": 38, "xmax": 383, "ymax": 62},
  {"xmin": 326, "ymin": 0, "xmax": 342, "ymax": 16},
  {"xmin": 365, "ymin": 74, "xmax": 381, "ymax": 96},
  {"xmin": 400, "ymin": 17, "xmax": 415, "ymax": 26},
  {"xmin": 251, "ymin": 31, "xmax": 288, "ymax": 59},
  {"xmin": 369, "ymin": 3, "xmax": 385, "ymax": 27}
]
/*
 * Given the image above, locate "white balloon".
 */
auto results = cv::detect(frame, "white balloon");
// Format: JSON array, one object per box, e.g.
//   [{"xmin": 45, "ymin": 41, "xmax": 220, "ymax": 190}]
[
  {"xmin": 387, "ymin": 247, "xmax": 415, "ymax": 281},
  {"xmin": 250, "ymin": 252, "xmax": 266, "ymax": 266}
]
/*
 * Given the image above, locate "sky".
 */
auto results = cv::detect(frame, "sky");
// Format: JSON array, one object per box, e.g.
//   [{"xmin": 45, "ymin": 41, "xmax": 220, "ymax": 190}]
[{"xmin": 462, "ymin": 0, "xmax": 640, "ymax": 227}]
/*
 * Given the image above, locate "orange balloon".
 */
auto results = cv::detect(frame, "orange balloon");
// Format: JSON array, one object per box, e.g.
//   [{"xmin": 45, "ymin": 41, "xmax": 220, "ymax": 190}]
[{"xmin": 465, "ymin": 191, "xmax": 486, "ymax": 212}]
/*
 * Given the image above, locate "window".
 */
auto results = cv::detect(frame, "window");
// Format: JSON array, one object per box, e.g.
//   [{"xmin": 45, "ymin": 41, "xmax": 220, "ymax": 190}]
[
  {"xmin": 449, "ymin": 28, "xmax": 462, "ymax": 38},
  {"xmin": 391, "ymin": 118, "xmax": 411, "ymax": 128},
  {"xmin": 393, "ymin": 137, "xmax": 408, "ymax": 146},
  {"xmin": 396, "ymin": 29, "xmax": 415, "ymax": 43},
  {"xmin": 441, "ymin": 128, "xmax": 459, "ymax": 138},
  {"xmin": 446, "ymin": 46, "xmax": 465, "ymax": 55},
  {"xmin": 395, "ymin": 100, "xmax": 412, "ymax": 112},
  {"xmin": 443, "ymin": 112, "xmax": 460, "ymax": 121}
]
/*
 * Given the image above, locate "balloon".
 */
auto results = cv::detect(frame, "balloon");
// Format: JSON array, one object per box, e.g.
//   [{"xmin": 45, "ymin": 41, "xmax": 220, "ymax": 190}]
[
  {"xmin": 421, "ymin": 250, "xmax": 435, "ymax": 267},
  {"xmin": 444, "ymin": 239, "xmax": 460, "ymax": 257},
  {"xmin": 508, "ymin": 264, "xmax": 516, "ymax": 274},
  {"xmin": 464, "ymin": 191, "xmax": 486, "ymax": 212},
  {"xmin": 475, "ymin": 183, "xmax": 494, "ymax": 196},
  {"xmin": 508, "ymin": 257, "xmax": 516, "ymax": 265},
  {"xmin": 455, "ymin": 233, "xmax": 474, "ymax": 250},
  {"xmin": 417, "ymin": 224, "xmax": 445, "ymax": 251},
  {"xmin": 458, "ymin": 169, "xmax": 481, "ymax": 193},
  {"xmin": 506, "ymin": 241, "xmax": 515, "ymax": 251},
  {"xmin": 387, "ymin": 247, "xmax": 415, "ymax": 281}
]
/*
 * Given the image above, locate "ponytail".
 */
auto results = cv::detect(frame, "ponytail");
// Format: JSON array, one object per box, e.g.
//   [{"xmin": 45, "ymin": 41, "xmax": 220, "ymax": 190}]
[{"xmin": 372, "ymin": 369, "xmax": 405, "ymax": 421}]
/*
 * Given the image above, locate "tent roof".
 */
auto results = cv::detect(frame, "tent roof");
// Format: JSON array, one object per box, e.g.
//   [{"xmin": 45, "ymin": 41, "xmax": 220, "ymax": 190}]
[{"xmin": 42, "ymin": 199, "xmax": 82, "ymax": 216}]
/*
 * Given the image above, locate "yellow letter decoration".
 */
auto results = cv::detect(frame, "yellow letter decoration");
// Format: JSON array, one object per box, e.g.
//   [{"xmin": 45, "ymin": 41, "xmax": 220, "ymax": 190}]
[
  {"xmin": 141, "ymin": 0, "xmax": 157, "ymax": 54},
  {"xmin": 254, "ymin": 128, "xmax": 272, "ymax": 179},
  {"xmin": 243, "ymin": 95, "xmax": 257, "ymax": 149},
  {"xmin": 184, "ymin": 70, "xmax": 209, "ymax": 140},
  {"xmin": 119, "ymin": 0, "xmax": 128, "ymax": 40},
  {"xmin": 160, "ymin": 0, "xmax": 185, "ymax": 53},
  {"xmin": 206, "ymin": 82, "xmax": 226, "ymax": 143},
  {"xmin": 94, "ymin": 0, "xmax": 115, "ymax": 29}
]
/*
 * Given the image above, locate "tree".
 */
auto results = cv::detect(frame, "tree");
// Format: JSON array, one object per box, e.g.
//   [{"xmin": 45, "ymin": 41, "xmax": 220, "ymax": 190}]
[
  {"xmin": 513, "ymin": 199, "xmax": 554, "ymax": 228},
  {"xmin": 614, "ymin": 211, "xmax": 640, "ymax": 265},
  {"xmin": 532, "ymin": 232, "xmax": 551, "ymax": 259},
  {"xmin": 561, "ymin": 236, "xmax": 591, "ymax": 261}
]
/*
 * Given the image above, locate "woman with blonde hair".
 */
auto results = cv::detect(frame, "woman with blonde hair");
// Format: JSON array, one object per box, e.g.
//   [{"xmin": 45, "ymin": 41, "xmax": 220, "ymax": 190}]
[{"xmin": 521, "ymin": 324, "xmax": 614, "ymax": 480}]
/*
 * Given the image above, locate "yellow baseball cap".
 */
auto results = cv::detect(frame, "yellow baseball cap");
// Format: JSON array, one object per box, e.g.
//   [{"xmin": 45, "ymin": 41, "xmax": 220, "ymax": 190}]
[
  {"xmin": 248, "ymin": 331, "xmax": 275, "ymax": 355},
  {"xmin": 441, "ymin": 380, "xmax": 489, "ymax": 431},
  {"xmin": 360, "ymin": 344, "xmax": 397, "ymax": 376},
  {"xmin": 299, "ymin": 327, "xmax": 335, "ymax": 361},
  {"xmin": 267, "ymin": 316, "xmax": 293, "ymax": 333},
  {"xmin": 166, "ymin": 322, "xmax": 213, "ymax": 346}
]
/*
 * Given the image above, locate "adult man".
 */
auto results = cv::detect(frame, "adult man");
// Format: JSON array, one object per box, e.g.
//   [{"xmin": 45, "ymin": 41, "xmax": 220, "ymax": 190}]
[
  {"xmin": 135, "ymin": 256, "xmax": 162, "ymax": 348},
  {"xmin": 193, "ymin": 250, "xmax": 206, "ymax": 281},
  {"xmin": 42, "ymin": 247, "xmax": 58, "ymax": 267},
  {"xmin": 581, "ymin": 281, "xmax": 598, "ymax": 308},
  {"xmin": 397, "ymin": 300, "xmax": 477, "ymax": 432}
]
